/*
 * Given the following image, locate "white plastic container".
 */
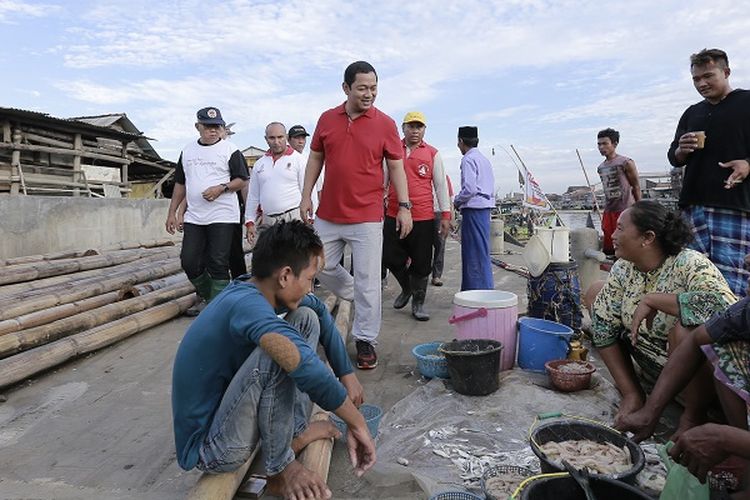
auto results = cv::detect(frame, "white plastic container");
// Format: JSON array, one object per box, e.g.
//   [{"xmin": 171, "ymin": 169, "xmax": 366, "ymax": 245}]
[
  {"xmin": 535, "ymin": 227, "xmax": 570, "ymax": 263},
  {"xmin": 490, "ymin": 218, "xmax": 505, "ymax": 255},
  {"xmin": 449, "ymin": 290, "xmax": 519, "ymax": 371}
]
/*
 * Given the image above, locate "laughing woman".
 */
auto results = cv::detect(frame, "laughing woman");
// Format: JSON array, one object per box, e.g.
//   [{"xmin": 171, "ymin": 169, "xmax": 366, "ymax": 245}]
[{"xmin": 587, "ymin": 200, "xmax": 736, "ymax": 433}]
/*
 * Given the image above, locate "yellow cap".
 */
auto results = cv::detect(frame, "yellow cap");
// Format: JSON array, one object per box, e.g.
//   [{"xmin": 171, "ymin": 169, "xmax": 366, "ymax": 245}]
[{"xmin": 402, "ymin": 111, "xmax": 426, "ymax": 125}]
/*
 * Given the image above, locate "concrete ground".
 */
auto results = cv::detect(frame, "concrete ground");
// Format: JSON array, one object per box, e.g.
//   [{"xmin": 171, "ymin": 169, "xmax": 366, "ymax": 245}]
[{"xmin": 0, "ymin": 239, "xmax": 655, "ymax": 499}]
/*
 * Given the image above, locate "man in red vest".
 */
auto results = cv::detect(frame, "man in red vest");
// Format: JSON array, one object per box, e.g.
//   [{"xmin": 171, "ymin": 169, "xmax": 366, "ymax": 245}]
[{"xmin": 383, "ymin": 111, "xmax": 452, "ymax": 321}]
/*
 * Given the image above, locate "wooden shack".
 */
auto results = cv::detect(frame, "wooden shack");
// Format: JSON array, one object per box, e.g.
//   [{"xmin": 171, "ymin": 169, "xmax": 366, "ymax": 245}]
[{"xmin": 0, "ymin": 107, "xmax": 175, "ymax": 198}]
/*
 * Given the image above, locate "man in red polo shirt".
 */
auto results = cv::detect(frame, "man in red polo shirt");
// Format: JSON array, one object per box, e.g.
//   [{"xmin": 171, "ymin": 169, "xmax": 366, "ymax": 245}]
[
  {"xmin": 300, "ymin": 61, "xmax": 412, "ymax": 369},
  {"xmin": 383, "ymin": 111, "xmax": 451, "ymax": 322}
]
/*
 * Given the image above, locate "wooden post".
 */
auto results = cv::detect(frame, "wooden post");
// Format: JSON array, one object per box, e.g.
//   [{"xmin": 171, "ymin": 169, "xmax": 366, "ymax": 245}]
[
  {"xmin": 10, "ymin": 128, "xmax": 21, "ymax": 195},
  {"xmin": 2, "ymin": 122, "xmax": 10, "ymax": 142},
  {"xmin": 73, "ymin": 133, "xmax": 82, "ymax": 196},
  {"xmin": 121, "ymin": 140, "xmax": 129, "ymax": 196}
]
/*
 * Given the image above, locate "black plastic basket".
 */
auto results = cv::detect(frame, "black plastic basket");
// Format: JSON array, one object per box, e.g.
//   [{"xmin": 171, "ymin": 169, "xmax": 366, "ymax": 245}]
[
  {"xmin": 517, "ymin": 473, "xmax": 652, "ymax": 500},
  {"xmin": 528, "ymin": 418, "xmax": 645, "ymax": 484}
]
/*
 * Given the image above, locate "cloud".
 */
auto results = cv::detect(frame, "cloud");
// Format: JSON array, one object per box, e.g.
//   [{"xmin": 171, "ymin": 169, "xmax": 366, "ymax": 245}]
[
  {"xmin": 9, "ymin": 0, "xmax": 750, "ymax": 193},
  {"xmin": 0, "ymin": 1, "xmax": 57, "ymax": 22}
]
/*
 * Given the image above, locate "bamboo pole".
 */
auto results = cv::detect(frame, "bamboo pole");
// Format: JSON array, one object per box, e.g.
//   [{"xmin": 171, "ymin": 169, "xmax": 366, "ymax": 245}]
[
  {"xmin": 185, "ymin": 448, "xmax": 259, "ymax": 500},
  {"xmin": 575, "ymin": 148, "xmax": 603, "ymax": 223},
  {"xmin": 0, "ymin": 282, "xmax": 194, "ymax": 358},
  {"xmin": 98, "ymin": 238, "xmax": 177, "ymax": 253},
  {"xmin": 0, "ymin": 260, "xmax": 183, "ymax": 320},
  {"xmin": 186, "ymin": 294, "xmax": 342, "ymax": 500},
  {"xmin": 0, "ymin": 247, "xmax": 181, "ymax": 300},
  {"xmin": 0, "ymin": 291, "xmax": 119, "ymax": 336},
  {"xmin": 118, "ymin": 273, "xmax": 186, "ymax": 300},
  {"xmin": 0, "ymin": 249, "xmax": 99, "ymax": 267},
  {"xmin": 0, "ymin": 294, "xmax": 195, "ymax": 389},
  {"xmin": 0, "ymin": 245, "xmax": 180, "ymax": 287},
  {"xmin": 300, "ymin": 299, "xmax": 353, "ymax": 482}
]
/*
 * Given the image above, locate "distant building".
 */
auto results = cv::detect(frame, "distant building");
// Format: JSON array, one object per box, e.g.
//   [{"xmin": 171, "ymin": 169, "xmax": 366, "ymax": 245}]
[
  {"xmin": 241, "ymin": 146, "xmax": 266, "ymax": 169},
  {"xmin": 0, "ymin": 107, "xmax": 174, "ymax": 198}
]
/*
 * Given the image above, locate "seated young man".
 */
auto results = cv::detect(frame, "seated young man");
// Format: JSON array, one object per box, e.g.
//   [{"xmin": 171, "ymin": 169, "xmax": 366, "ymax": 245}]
[{"xmin": 171, "ymin": 220, "xmax": 375, "ymax": 499}]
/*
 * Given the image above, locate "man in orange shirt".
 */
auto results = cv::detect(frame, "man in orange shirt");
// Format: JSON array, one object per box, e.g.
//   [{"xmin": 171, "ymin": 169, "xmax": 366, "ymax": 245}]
[
  {"xmin": 383, "ymin": 111, "xmax": 451, "ymax": 321},
  {"xmin": 300, "ymin": 61, "xmax": 412, "ymax": 369}
]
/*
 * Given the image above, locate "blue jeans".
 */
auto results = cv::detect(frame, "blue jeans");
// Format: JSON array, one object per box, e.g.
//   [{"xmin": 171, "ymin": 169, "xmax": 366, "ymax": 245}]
[{"xmin": 196, "ymin": 307, "xmax": 319, "ymax": 475}]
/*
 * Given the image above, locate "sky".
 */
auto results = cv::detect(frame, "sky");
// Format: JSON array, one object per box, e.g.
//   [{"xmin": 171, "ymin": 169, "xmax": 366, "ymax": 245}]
[{"xmin": 2, "ymin": 0, "xmax": 749, "ymax": 195}]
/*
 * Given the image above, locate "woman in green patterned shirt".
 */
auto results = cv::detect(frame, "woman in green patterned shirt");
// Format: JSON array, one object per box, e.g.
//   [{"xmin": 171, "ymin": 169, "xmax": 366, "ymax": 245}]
[{"xmin": 589, "ymin": 201, "xmax": 736, "ymax": 434}]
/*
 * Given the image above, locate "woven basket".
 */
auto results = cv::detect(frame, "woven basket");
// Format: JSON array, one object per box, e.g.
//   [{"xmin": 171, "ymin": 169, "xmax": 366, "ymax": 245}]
[{"xmin": 545, "ymin": 359, "xmax": 595, "ymax": 392}]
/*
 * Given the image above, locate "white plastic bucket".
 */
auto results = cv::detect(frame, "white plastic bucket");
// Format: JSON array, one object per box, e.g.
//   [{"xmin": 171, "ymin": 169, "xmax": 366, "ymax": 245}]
[
  {"xmin": 449, "ymin": 290, "xmax": 519, "ymax": 370},
  {"xmin": 490, "ymin": 218, "xmax": 505, "ymax": 255},
  {"xmin": 535, "ymin": 227, "xmax": 570, "ymax": 263}
]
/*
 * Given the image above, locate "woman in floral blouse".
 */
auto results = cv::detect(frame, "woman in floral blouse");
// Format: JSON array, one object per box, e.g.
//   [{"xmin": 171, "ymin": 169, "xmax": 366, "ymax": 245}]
[{"xmin": 589, "ymin": 200, "xmax": 736, "ymax": 433}]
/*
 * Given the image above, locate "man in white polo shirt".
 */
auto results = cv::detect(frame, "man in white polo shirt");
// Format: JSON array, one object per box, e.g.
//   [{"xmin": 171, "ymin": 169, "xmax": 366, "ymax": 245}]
[
  {"xmin": 166, "ymin": 107, "xmax": 249, "ymax": 316},
  {"xmin": 245, "ymin": 122, "xmax": 313, "ymax": 245}
]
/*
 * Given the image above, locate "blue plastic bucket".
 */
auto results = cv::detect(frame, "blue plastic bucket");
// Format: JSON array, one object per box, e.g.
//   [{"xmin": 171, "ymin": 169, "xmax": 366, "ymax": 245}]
[
  {"xmin": 527, "ymin": 261, "xmax": 583, "ymax": 330},
  {"xmin": 517, "ymin": 317, "xmax": 573, "ymax": 372}
]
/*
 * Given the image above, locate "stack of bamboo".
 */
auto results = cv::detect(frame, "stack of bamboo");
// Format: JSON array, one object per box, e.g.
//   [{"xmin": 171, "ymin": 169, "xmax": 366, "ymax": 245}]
[{"xmin": 0, "ymin": 238, "xmax": 200, "ymax": 389}]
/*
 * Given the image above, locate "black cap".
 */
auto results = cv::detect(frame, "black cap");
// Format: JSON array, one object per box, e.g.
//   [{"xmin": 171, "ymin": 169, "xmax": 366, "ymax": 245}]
[
  {"xmin": 458, "ymin": 126, "xmax": 478, "ymax": 139},
  {"xmin": 288, "ymin": 125, "xmax": 309, "ymax": 138},
  {"xmin": 196, "ymin": 107, "xmax": 225, "ymax": 126}
]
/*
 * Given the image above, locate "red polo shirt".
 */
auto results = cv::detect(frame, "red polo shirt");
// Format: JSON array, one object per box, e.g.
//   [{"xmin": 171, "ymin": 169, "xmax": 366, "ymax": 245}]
[{"xmin": 311, "ymin": 103, "xmax": 403, "ymax": 223}]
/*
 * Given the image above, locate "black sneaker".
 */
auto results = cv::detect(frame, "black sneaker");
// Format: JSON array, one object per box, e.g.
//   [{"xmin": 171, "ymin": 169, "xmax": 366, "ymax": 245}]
[{"xmin": 355, "ymin": 340, "xmax": 378, "ymax": 370}]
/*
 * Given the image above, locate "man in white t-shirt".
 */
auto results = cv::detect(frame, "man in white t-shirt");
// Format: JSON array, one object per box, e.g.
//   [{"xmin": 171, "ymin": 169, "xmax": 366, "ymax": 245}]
[
  {"xmin": 245, "ymin": 122, "xmax": 313, "ymax": 245},
  {"xmin": 166, "ymin": 107, "xmax": 249, "ymax": 316},
  {"xmin": 289, "ymin": 124, "xmax": 324, "ymax": 202}
]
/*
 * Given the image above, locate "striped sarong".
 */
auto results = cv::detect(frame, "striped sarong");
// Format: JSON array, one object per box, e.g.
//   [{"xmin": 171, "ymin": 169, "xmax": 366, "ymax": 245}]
[{"xmin": 684, "ymin": 205, "xmax": 750, "ymax": 297}]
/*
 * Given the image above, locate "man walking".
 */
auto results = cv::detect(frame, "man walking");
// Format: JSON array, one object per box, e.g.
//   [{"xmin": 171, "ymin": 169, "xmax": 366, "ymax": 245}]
[
  {"xmin": 245, "ymin": 122, "xmax": 310, "ymax": 246},
  {"xmin": 288, "ymin": 125, "xmax": 309, "ymax": 159},
  {"xmin": 454, "ymin": 126, "xmax": 495, "ymax": 291},
  {"xmin": 668, "ymin": 48, "xmax": 750, "ymax": 296},
  {"xmin": 383, "ymin": 111, "xmax": 451, "ymax": 321},
  {"xmin": 300, "ymin": 60, "xmax": 412, "ymax": 369},
  {"xmin": 596, "ymin": 128, "xmax": 641, "ymax": 255},
  {"xmin": 166, "ymin": 107, "xmax": 248, "ymax": 316}
]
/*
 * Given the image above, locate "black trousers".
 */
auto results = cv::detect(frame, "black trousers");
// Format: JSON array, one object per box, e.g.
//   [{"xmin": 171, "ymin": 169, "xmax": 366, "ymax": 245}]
[
  {"xmin": 432, "ymin": 213, "xmax": 447, "ymax": 278},
  {"xmin": 382, "ymin": 217, "xmax": 434, "ymax": 278},
  {"xmin": 229, "ymin": 223, "xmax": 247, "ymax": 278},
  {"xmin": 181, "ymin": 222, "xmax": 235, "ymax": 280}
]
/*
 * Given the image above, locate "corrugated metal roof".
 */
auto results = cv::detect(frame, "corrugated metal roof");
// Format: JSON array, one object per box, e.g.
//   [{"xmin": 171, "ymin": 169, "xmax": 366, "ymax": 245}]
[{"xmin": 0, "ymin": 107, "xmax": 141, "ymax": 141}]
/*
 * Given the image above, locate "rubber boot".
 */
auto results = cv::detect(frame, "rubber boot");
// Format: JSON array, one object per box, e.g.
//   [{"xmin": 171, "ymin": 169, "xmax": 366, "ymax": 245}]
[
  {"xmin": 391, "ymin": 267, "xmax": 412, "ymax": 309},
  {"xmin": 410, "ymin": 276, "xmax": 430, "ymax": 321},
  {"xmin": 208, "ymin": 279, "xmax": 230, "ymax": 301},
  {"xmin": 186, "ymin": 273, "xmax": 211, "ymax": 317}
]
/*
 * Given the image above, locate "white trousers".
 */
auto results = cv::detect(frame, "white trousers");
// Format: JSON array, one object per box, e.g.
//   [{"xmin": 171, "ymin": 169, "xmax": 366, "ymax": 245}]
[{"xmin": 314, "ymin": 218, "xmax": 383, "ymax": 344}]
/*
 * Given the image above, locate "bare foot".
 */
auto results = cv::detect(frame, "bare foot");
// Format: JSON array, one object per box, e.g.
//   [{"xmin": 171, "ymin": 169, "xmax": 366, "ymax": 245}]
[
  {"xmin": 614, "ymin": 393, "xmax": 645, "ymax": 428},
  {"xmin": 292, "ymin": 420, "xmax": 341, "ymax": 455},
  {"xmin": 267, "ymin": 460, "xmax": 332, "ymax": 499}
]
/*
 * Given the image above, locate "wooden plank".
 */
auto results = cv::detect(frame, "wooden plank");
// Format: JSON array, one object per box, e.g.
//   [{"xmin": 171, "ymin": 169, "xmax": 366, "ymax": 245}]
[{"xmin": 0, "ymin": 142, "xmax": 130, "ymax": 165}]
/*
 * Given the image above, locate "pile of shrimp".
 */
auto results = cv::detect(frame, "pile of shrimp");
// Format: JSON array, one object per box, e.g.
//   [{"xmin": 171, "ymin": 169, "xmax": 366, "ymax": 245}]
[{"xmin": 539, "ymin": 439, "xmax": 632, "ymax": 475}]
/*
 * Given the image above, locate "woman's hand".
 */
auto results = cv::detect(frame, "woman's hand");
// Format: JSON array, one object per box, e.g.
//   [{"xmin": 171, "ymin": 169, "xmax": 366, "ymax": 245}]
[{"xmin": 630, "ymin": 295, "xmax": 658, "ymax": 346}]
